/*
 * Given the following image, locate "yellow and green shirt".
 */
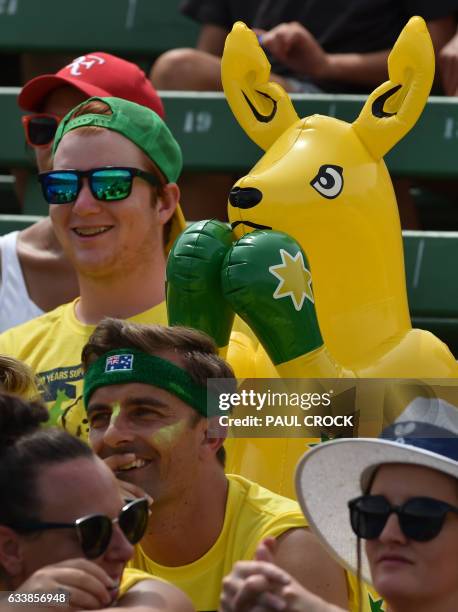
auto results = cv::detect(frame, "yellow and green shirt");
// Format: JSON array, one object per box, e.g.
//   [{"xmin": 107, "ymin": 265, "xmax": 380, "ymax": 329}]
[{"xmin": 0, "ymin": 298, "xmax": 168, "ymax": 439}]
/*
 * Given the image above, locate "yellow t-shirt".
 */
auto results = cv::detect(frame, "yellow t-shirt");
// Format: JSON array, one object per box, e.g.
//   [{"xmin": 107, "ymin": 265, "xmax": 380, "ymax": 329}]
[
  {"xmin": 118, "ymin": 567, "xmax": 158, "ymax": 599},
  {"xmin": 0, "ymin": 298, "xmax": 168, "ymax": 439},
  {"xmin": 129, "ymin": 474, "xmax": 306, "ymax": 612},
  {"xmin": 347, "ymin": 574, "xmax": 386, "ymax": 612}
]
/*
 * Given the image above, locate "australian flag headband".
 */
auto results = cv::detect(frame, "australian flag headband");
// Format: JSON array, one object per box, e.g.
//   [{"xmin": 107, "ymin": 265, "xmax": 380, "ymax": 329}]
[{"xmin": 83, "ymin": 348, "xmax": 212, "ymax": 417}]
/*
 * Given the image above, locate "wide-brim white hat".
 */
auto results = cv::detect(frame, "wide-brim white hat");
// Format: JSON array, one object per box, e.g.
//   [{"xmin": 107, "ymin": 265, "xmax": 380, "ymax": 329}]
[{"xmin": 295, "ymin": 397, "xmax": 458, "ymax": 584}]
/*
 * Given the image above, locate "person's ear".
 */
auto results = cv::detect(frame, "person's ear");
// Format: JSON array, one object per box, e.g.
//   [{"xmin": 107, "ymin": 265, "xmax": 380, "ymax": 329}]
[
  {"xmin": 198, "ymin": 416, "xmax": 225, "ymax": 459},
  {"xmin": 156, "ymin": 183, "xmax": 180, "ymax": 225},
  {"xmin": 0, "ymin": 526, "xmax": 25, "ymax": 577}
]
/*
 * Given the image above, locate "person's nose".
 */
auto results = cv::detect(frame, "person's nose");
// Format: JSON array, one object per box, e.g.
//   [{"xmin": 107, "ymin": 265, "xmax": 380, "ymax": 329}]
[
  {"xmin": 102, "ymin": 413, "xmax": 135, "ymax": 448},
  {"xmin": 72, "ymin": 178, "xmax": 103, "ymax": 216},
  {"xmin": 378, "ymin": 512, "xmax": 408, "ymax": 544},
  {"xmin": 106, "ymin": 523, "xmax": 134, "ymax": 563}
]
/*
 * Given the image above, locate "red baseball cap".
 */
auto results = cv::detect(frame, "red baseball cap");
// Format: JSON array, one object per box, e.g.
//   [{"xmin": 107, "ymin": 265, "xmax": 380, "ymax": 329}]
[{"xmin": 18, "ymin": 52, "xmax": 164, "ymax": 118}]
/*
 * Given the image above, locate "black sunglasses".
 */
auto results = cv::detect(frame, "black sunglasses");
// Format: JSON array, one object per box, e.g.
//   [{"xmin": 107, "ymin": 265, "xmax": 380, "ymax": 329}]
[
  {"xmin": 38, "ymin": 166, "xmax": 162, "ymax": 205},
  {"xmin": 9, "ymin": 497, "xmax": 148, "ymax": 559},
  {"xmin": 22, "ymin": 113, "xmax": 61, "ymax": 147},
  {"xmin": 349, "ymin": 494, "xmax": 458, "ymax": 542}
]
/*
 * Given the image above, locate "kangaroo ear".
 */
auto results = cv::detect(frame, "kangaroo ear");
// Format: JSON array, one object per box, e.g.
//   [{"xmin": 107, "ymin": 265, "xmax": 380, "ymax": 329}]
[
  {"xmin": 222, "ymin": 21, "xmax": 299, "ymax": 151},
  {"xmin": 353, "ymin": 16, "xmax": 434, "ymax": 160}
]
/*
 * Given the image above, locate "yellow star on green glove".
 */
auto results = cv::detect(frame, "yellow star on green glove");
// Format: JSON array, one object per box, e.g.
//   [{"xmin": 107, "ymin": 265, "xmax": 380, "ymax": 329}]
[{"xmin": 269, "ymin": 249, "xmax": 314, "ymax": 311}]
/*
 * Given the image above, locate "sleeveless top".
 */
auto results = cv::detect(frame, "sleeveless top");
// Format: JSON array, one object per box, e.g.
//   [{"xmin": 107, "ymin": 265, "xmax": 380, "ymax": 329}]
[{"xmin": 0, "ymin": 231, "xmax": 43, "ymax": 332}]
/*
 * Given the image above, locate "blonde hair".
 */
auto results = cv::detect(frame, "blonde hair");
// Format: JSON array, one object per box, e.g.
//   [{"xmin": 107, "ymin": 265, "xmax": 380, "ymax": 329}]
[{"xmin": 0, "ymin": 355, "xmax": 40, "ymax": 399}]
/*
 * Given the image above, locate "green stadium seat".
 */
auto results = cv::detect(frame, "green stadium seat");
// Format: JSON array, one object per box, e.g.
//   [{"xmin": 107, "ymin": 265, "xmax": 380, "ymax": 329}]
[
  {"xmin": 0, "ymin": 0, "xmax": 198, "ymax": 55},
  {"xmin": 0, "ymin": 174, "xmax": 19, "ymax": 213},
  {"xmin": 0, "ymin": 87, "xmax": 28, "ymax": 168},
  {"xmin": 23, "ymin": 174, "xmax": 48, "ymax": 216},
  {"xmin": 160, "ymin": 92, "xmax": 458, "ymax": 178},
  {"xmin": 2, "ymin": 89, "xmax": 458, "ymax": 178},
  {"xmin": 0, "ymin": 214, "xmax": 43, "ymax": 234},
  {"xmin": 411, "ymin": 186, "xmax": 458, "ymax": 230},
  {"xmin": 404, "ymin": 230, "xmax": 458, "ymax": 355}
]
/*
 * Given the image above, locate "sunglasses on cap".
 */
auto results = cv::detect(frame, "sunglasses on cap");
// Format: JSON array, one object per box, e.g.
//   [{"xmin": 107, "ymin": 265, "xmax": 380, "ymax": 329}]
[
  {"xmin": 38, "ymin": 166, "xmax": 162, "ymax": 205},
  {"xmin": 348, "ymin": 494, "xmax": 458, "ymax": 542},
  {"xmin": 22, "ymin": 113, "xmax": 61, "ymax": 148},
  {"xmin": 10, "ymin": 497, "xmax": 148, "ymax": 559}
]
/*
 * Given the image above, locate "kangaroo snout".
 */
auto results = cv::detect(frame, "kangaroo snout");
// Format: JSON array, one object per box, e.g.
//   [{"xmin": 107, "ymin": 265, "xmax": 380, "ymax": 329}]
[{"xmin": 229, "ymin": 186, "xmax": 263, "ymax": 208}]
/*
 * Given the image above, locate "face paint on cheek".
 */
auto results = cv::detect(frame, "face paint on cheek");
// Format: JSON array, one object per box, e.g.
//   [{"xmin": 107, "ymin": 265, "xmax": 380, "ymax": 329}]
[
  {"xmin": 110, "ymin": 401, "xmax": 121, "ymax": 426},
  {"xmin": 149, "ymin": 419, "xmax": 188, "ymax": 450}
]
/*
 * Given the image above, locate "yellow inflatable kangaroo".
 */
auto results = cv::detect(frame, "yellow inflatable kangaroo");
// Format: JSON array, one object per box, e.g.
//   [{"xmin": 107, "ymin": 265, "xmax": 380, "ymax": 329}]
[
  {"xmin": 222, "ymin": 17, "xmax": 458, "ymax": 379},
  {"xmin": 167, "ymin": 17, "xmax": 458, "ymax": 504}
]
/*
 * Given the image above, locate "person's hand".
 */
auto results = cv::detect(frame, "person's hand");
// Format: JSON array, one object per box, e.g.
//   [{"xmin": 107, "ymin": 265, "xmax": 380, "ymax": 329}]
[
  {"xmin": 274, "ymin": 580, "xmax": 344, "ymax": 612},
  {"xmin": 103, "ymin": 454, "xmax": 153, "ymax": 508},
  {"xmin": 220, "ymin": 559, "xmax": 291, "ymax": 611},
  {"xmin": 255, "ymin": 537, "xmax": 277, "ymax": 562},
  {"xmin": 260, "ymin": 22, "xmax": 330, "ymax": 79},
  {"xmin": 439, "ymin": 33, "xmax": 458, "ymax": 96},
  {"xmin": 220, "ymin": 561, "xmax": 342, "ymax": 612},
  {"xmin": 11, "ymin": 558, "xmax": 116, "ymax": 610},
  {"xmin": 220, "ymin": 538, "xmax": 344, "ymax": 612},
  {"xmin": 221, "ymin": 539, "xmax": 288, "ymax": 611}
]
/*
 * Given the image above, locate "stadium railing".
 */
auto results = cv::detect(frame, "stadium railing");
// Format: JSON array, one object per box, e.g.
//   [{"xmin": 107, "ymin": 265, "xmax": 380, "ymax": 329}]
[
  {"xmin": 0, "ymin": 0, "xmax": 198, "ymax": 55},
  {"xmin": 403, "ymin": 231, "xmax": 458, "ymax": 355},
  {"xmin": 0, "ymin": 214, "xmax": 43, "ymax": 233},
  {"xmin": 2, "ymin": 90, "xmax": 458, "ymax": 176}
]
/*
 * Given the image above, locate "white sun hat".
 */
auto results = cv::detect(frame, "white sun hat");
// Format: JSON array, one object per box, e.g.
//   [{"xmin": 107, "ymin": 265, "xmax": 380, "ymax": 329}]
[{"xmin": 295, "ymin": 397, "xmax": 458, "ymax": 584}]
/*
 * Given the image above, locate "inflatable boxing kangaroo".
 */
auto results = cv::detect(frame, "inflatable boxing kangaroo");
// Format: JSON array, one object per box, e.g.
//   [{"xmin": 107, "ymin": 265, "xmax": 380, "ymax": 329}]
[
  {"xmin": 166, "ymin": 17, "xmax": 458, "ymax": 499},
  {"xmin": 219, "ymin": 17, "xmax": 458, "ymax": 378}
]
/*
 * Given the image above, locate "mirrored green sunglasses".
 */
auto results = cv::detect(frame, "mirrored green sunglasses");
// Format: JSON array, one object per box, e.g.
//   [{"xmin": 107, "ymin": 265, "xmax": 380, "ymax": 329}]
[{"xmin": 38, "ymin": 166, "xmax": 162, "ymax": 205}]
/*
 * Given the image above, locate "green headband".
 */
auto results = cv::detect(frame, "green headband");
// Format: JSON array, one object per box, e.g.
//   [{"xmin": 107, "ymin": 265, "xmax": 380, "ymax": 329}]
[{"xmin": 83, "ymin": 348, "xmax": 209, "ymax": 416}]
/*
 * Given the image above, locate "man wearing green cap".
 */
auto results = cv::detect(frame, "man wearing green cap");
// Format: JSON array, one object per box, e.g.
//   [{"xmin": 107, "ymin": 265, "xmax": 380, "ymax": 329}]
[
  {"xmin": 81, "ymin": 317, "xmax": 348, "ymax": 612},
  {"xmin": 0, "ymin": 96, "xmax": 185, "ymax": 439}
]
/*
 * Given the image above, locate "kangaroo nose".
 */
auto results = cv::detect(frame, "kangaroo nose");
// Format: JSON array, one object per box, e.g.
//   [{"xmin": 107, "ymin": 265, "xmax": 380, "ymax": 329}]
[{"xmin": 229, "ymin": 187, "xmax": 263, "ymax": 209}]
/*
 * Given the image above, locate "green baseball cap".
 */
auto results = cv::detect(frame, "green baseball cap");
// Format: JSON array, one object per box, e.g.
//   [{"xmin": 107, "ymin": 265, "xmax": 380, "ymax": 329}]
[
  {"xmin": 52, "ymin": 96, "xmax": 183, "ymax": 183},
  {"xmin": 51, "ymin": 96, "xmax": 186, "ymax": 252}
]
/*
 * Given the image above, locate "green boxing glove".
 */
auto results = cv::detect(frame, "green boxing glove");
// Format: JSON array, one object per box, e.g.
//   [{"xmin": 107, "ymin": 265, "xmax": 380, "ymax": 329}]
[
  {"xmin": 221, "ymin": 230, "xmax": 324, "ymax": 365},
  {"xmin": 166, "ymin": 219, "xmax": 235, "ymax": 348}
]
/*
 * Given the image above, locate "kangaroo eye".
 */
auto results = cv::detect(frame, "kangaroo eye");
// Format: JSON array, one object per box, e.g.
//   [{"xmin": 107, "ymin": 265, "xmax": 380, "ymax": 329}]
[{"xmin": 310, "ymin": 165, "xmax": 344, "ymax": 199}]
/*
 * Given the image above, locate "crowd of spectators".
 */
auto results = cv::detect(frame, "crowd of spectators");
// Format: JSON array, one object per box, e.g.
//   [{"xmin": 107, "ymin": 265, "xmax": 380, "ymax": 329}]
[{"xmin": 0, "ymin": 2, "xmax": 457, "ymax": 611}]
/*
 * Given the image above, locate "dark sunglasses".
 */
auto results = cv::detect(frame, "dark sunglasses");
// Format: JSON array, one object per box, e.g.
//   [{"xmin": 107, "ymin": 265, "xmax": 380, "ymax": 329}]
[
  {"xmin": 349, "ymin": 494, "xmax": 458, "ymax": 542},
  {"xmin": 22, "ymin": 113, "xmax": 61, "ymax": 147},
  {"xmin": 38, "ymin": 166, "xmax": 162, "ymax": 205},
  {"xmin": 9, "ymin": 497, "xmax": 148, "ymax": 559}
]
